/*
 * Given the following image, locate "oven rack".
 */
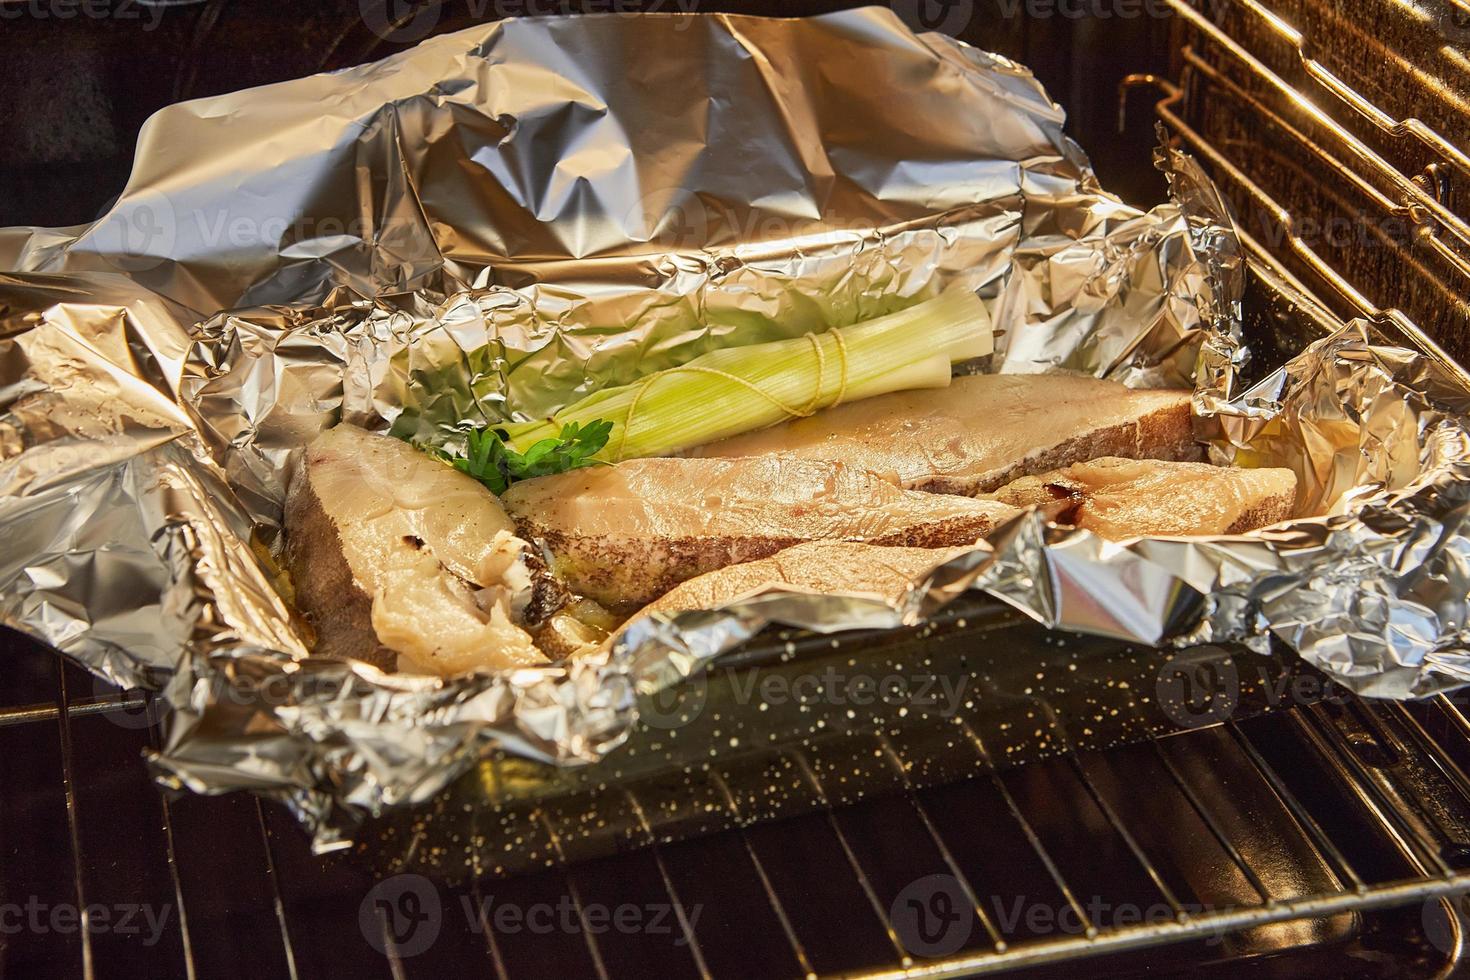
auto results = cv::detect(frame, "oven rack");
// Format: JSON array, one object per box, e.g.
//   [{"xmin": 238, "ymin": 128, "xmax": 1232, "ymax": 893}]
[
  {"xmin": 1147, "ymin": 0, "xmax": 1470, "ymax": 368},
  {"xmin": 4, "ymin": 3, "xmax": 1470, "ymax": 977},
  {"xmin": 3, "ymin": 641, "xmax": 1469, "ymax": 979}
]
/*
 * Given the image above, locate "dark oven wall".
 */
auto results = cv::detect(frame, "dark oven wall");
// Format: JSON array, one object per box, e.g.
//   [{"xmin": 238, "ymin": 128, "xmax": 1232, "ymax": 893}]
[{"xmin": 0, "ymin": 0, "xmax": 1178, "ymax": 230}]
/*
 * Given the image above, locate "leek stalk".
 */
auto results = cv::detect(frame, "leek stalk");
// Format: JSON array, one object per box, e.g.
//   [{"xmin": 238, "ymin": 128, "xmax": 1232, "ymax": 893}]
[{"xmin": 503, "ymin": 288, "xmax": 992, "ymax": 461}]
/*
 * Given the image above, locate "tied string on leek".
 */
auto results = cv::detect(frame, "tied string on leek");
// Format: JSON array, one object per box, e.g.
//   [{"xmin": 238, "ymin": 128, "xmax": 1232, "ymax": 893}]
[
  {"xmin": 501, "ymin": 288, "xmax": 993, "ymax": 463},
  {"xmin": 616, "ymin": 327, "xmax": 850, "ymax": 459}
]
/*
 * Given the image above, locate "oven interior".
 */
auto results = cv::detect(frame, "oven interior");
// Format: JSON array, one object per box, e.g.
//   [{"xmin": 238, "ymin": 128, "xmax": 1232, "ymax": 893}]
[{"xmin": 3, "ymin": 1, "xmax": 1470, "ymax": 977}]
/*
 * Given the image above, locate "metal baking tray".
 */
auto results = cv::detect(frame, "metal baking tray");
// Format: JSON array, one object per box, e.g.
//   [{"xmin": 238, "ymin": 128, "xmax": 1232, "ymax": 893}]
[
  {"xmin": 357, "ymin": 602, "xmax": 1336, "ymax": 881},
  {"xmin": 347, "ymin": 255, "xmax": 1366, "ymax": 881}
]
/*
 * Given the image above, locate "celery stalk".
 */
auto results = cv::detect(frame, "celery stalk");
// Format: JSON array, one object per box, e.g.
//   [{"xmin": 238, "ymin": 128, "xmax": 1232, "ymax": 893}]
[{"xmin": 503, "ymin": 288, "xmax": 991, "ymax": 461}]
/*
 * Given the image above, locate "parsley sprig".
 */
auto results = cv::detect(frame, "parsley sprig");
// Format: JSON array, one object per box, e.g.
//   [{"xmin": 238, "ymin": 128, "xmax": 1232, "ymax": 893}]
[{"xmin": 429, "ymin": 419, "xmax": 613, "ymax": 495}]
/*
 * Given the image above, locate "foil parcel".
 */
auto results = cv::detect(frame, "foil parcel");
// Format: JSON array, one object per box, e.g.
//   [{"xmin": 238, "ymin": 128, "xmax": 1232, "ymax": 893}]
[{"xmin": 2, "ymin": 9, "xmax": 1468, "ymax": 851}]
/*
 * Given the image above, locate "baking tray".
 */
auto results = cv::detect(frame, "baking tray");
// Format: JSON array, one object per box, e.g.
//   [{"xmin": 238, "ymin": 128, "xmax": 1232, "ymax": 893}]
[
  {"xmin": 357, "ymin": 601, "xmax": 1341, "ymax": 881},
  {"xmin": 344, "ymin": 255, "xmax": 1368, "ymax": 881}
]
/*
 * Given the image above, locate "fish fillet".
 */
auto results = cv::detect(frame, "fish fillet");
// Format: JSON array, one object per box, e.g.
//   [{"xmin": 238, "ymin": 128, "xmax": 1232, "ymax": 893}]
[
  {"xmin": 618, "ymin": 541, "xmax": 968, "ymax": 637},
  {"xmin": 690, "ymin": 374, "xmax": 1199, "ymax": 495},
  {"xmin": 502, "ymin": 455, "xmax": 1016, "ymax": 612},
  {"xmin": 285, "ymin": 424, "xmax": 549, "ymax": 676},
  {"xmin": 987, "ymin": 457, "xmax": 1297, "ymax": 538}
]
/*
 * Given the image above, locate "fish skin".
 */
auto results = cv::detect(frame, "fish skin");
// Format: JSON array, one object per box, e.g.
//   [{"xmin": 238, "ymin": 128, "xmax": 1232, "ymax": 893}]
[
  {"xmin": 285, "ymin": 424, "xmax": 546, "ymax": 676},
  {"xmin": 502, "ymin": 455, "xmax": 1017, "ymax": 613},
  {"xmin": 614, "ymin": 540, "xmax": 970, "ymax": 643},
  {"xmin": 691, "ymin": 374, "xmax": 1200, "ymax": 495},
  {"xmin": 612, "ymin": 460, "xmax": 1298, "ymax": 648},
  {"xmin": 987, "ymin": 457, "xmax": 1298, "ymax": 538}
]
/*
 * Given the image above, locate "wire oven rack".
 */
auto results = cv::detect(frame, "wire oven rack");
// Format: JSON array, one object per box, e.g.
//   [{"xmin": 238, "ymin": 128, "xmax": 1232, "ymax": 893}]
[
  {"xmin": 7, "ymin": 3, "xmax": 1470, "ymax": 978},
  {"xmin": 4, "ymin": 628, "xmax": 1470, "ymax": 979},
  {"xmin": 1123, "ymin": 0, "xmax": 1470, "ymax": 375}
]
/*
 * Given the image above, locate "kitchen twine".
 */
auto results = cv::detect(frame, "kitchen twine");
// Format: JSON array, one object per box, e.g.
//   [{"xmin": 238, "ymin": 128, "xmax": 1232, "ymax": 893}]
[{"xmin": 615, "ymin": 327, "xmax": 850, "ymax": 458}]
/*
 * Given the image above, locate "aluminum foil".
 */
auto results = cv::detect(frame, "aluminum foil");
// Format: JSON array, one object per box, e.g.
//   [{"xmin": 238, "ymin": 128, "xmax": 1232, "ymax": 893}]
[{"xmin": 2, "ymin": 8, "xmax": 1467, "ymax": 850}]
